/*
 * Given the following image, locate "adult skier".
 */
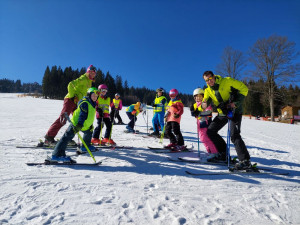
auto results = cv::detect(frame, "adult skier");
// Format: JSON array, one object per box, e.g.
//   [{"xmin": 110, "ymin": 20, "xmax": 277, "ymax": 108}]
[
  {"xmin": 44, "ymin": 65, "xmax": 97, "ymax": 145},
  {"xmin": 201, "ymin": 70, "xmax": 251, "ymax": 170}
]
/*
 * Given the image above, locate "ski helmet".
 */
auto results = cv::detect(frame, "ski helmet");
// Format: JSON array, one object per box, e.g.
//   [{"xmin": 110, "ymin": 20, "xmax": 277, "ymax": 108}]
[
  {"xmin": 98, "ymin": 84, "xmax": 108, "ymax": 90},
  {"xmin": 115, "ymin": 93, "xmax": 120, "ymax": 97},
  {"xmin": 156, "ymin": 87, "xmax": 165, "ymax": 93},
  {"xmin": 169, "ymin": 89, "xmax": 178, "ymax": 98},
  {"xmin": 86, "ymin": 65, "xmax": 96, "ymax": 73},
  {"xmin": 193, "ymin": 88, "xmax": 204, "ymax": 96},
  {"xmin": 87, "ymin": 87, "xmax": 98, "ymax": 98}
]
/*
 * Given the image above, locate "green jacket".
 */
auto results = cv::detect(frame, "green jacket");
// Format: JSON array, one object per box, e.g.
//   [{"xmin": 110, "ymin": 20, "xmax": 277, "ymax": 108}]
[
  {"xmin": 203, "ymin": 75, "xmax": 248, "ymax": 115},
  {"xmin": 65, "ymin": 73, "xmax": 92, "ymax": 100}
]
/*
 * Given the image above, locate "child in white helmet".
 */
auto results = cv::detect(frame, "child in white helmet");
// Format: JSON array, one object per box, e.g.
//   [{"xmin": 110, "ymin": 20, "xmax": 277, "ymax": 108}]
[{"xmin": 190, "ymin": 88, "xmax": 218, "ymax": 160}]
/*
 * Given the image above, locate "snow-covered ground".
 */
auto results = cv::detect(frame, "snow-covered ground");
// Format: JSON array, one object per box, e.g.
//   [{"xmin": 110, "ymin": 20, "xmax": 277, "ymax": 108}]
[{"xmin": 0, "ymin": 93, "xmax": 299, "ymax": 225}]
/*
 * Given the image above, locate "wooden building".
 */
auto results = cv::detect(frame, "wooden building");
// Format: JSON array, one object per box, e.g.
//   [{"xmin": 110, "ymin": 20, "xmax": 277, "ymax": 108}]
[{"xmin": 281, "ymin": 105, "xmax": 300, "ymax": 120}]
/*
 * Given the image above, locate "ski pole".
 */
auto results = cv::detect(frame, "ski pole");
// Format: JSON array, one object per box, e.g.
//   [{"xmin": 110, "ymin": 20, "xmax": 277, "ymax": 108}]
[
  {"xmin": 64, "ymin": 112, "xmax": 96, "ymax": 163},
  {"xmin": 226, "ymin": 119, "xmax": 231, "ymax": 168},
  {"xmin": 108, "ymin": 109, "xmax": 118, "ymax": 143},
  {"xmin": 159, "ymin": 118, "xmax": 167, "ymax": 145},
  {"xmin": 146, "ymin": 104, "xmax": 149, "ymax": 134},
  {"xmin": 99, "ymin": 117, "xmax": 104, "ymax": 145},
  {"xmin": 196, "ymin": 117, "xmax": 201, "ymax": 158}
]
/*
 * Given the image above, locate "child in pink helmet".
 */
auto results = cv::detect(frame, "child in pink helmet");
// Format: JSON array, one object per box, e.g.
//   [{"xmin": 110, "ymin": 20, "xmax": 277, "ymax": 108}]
[
  {"xmin": 164, "ymin": 89, "xmax": 186, "ymax": 151},
  {"xmin": 190, "ymin": 88, "xmax": 218, "ymax": 160}
]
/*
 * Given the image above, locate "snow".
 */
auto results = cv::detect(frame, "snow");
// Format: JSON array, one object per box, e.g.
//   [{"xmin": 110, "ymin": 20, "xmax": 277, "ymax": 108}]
[{"xmin": 0, "ymin": 93, "xmax": 300, "ymax": 225}]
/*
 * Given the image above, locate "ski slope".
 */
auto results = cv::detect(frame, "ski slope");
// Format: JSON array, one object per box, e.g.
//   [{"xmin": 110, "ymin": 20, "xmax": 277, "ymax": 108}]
[{"xmin": 0, "ymin": 93, "xmax": 299, "ymax": 225}]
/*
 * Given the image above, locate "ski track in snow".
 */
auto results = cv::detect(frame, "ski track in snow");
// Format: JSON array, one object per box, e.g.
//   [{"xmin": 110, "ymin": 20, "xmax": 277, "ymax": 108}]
[{"xmin": 0, "ymin": 93, "xmax": 300, "ymax": 225}]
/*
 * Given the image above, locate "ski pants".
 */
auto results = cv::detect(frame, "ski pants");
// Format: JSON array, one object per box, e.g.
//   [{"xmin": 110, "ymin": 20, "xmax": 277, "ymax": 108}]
[
  {"xmin": 206, "ymin": 114, "xmax": 250, "ymax": 161},
  {"xmin": 110, "ymin": 109, "xmax": 123, "ymax": 123},
  {"xmin": 52, "ymin": 125, "xmax": 92, "ymax": 157},
  {"xmin": 126, "ymin": 112, "xmax": 137, "ymax": 129},
  {"xmin": 93, "ymin": 117, "xmax": 112, "ymax": 139},
  {"xmin": 46, "ymin": 98, "xmax": 77, "ymax": 138},
  {"xmin": 198, "ymin": 126, "xmax": 218, "ymax": 154},
  {"xmin": 152, "ymin": 112, "xmax": 165, "ymax": 132},
  {"xmin": 165, "ymin": 121, "xmax": 184, "ymax": 146}
]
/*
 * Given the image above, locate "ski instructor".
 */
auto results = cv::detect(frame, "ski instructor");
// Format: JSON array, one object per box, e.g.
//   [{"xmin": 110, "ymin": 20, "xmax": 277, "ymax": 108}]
[
  {"xmin": 201, "ymin": 70, "xmax": 252, "ymax": 170},
  {"xmin": 43, "ymin": 65, "xmax": 97, "ymax": 145}
]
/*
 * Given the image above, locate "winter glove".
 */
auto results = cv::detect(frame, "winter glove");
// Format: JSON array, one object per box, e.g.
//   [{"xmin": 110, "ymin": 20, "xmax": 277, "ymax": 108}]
[
  {"xmin": 192, "ymin": 109, "xmax": 200, "ymax": 117},
  {"xmin": 89, "ymin": 125, "xmax": 94, "ymax": 132},
  {"xmin": 151, "ymin": 102, "xmax": 156, "ymax": 107},
  {"xmin": 73, "ymin": 96, "xmax": 79, "ymax": 104},
  {"xmin": 189, "ymin": 105, "xmax": 195, "ymax": 112},
  {"xmin": 131, "ymin": 110, "xmax": 137, "ymax": 115},
  {"xmin": 174, "ymin": 113, "xmax": 180, "ymax": 118},
  {"xmin": 97, "ymin": 108, "xmax": 103, "ymax": 117},
  {"xmin": 73, "ymin": 124, "xmax": 83, "ymax": 133}
]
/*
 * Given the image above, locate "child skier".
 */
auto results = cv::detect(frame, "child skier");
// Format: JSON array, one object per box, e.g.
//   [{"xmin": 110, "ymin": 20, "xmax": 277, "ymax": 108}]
[
  {"xmin": 110, "ymin": 93, "xmax": 125, "ymax": 125},
  {"xmin": 50, "ymin": 87, "xmax": 98, "ymax": 162},
  {"xmin": 125, "ymin": 102, "xmax": 144, "ymax": 133},
  {"xmin": 190, "ymin": 88, "xmax": 218, "ymax": 160},
  {"xmin": 150, "ymin": 87, "xmax": 167, "ymax": 137},
  {"xmin": 91, "ymin": 84, "xmax": 116, "ymax": 146},
  {"xmin": 164, "ymin": 89, "xmax": 185, "ymax": 151}
]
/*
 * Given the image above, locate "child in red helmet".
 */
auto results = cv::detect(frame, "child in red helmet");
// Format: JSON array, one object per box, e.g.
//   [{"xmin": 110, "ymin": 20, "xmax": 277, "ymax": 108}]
[{"xmin": 164, "ymin": 89, "xmax": 186, "ymax": 151}]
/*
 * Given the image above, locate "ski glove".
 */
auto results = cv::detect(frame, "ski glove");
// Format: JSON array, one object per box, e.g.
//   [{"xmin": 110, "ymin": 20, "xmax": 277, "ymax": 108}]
[
  {"xmin": 131, "ymin": 110, "xmax": 137, "ymax": 115},
  {"xmin": 97, "ymin": 108, "xmax": 104, "ymax": 117},
  {"xmin": 73, "ymin": 124, "xmax": 83, "ymax": 133},
  {"xmin": 174, "ymin": 113, "xmax": 180, "ymax": 118}
]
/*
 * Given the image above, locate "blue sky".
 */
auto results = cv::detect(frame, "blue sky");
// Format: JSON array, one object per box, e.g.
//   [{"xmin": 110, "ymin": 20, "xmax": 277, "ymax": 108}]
[{"xmin": 0, "ymin": 0, "xmax": 299, "ymax": 94}]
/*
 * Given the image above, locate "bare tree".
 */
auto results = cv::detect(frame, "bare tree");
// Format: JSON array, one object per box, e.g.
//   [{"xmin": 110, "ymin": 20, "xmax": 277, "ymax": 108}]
[
  {"xmin": 249, "ymin": 35, "xmax": 300, "ymax": 121},
  {"xmin": 216, "ymin": 46, "xmax": 246, "ymax": 79}
]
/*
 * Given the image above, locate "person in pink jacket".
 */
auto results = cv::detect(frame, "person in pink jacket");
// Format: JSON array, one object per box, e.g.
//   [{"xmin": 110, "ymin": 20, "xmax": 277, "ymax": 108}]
[
  {"xmin": 164, "ymin": 89, "xmax": 186, "ymax": 151},
  {"xmin": 190, "ymin": 88, "xmax": 218, "ymax": 160}
]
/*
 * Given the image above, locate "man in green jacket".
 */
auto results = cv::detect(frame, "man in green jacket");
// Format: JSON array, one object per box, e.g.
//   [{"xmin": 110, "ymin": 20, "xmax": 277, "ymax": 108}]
[
  {"xmin": 202, "ymin": 71, "xmax": 251, "ymax": 170},
  {"xmin": 44, "ymin": 65, "xmax": 97, "ymax": 145}
]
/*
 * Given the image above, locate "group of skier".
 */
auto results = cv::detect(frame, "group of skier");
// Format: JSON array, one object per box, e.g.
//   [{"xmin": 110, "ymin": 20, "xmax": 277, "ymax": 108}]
[{"xmin": 44, "ymin": 65, "xmax": 252, "ymax": 170}]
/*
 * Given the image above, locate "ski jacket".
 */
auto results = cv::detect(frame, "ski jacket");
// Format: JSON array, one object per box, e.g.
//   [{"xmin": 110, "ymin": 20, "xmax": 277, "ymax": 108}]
[
  {"xmin": 111, "ymin": 98, "xmax": 123, "ymax": 110},
  {"xmin": 203, "ymin": 75, "xmax": 248, "ymax": 115},
  {"xmin": 193, "ymin": 102, "xmax": 213, "ymax": 128},
  {"xmin": 126, "ymin": 104, "xmax": 141, "ymax": 116},
  {"xmin": 65, "ymin": 73, "xmax": 93, "ymax": 102},
  {"xmin": 166, "ymin": 98, "xmax": 184, "ymax": 123},
  {"xmin": 71, "ymin": 96, "xmax": 96, "ymax": 131},
  {"xmin": 96, "ymin": 95, "xmax": 111, "ymax": 119},
  {"xmin": 153, "ymin": 95, "xmax": 167, "ymax": 113}
]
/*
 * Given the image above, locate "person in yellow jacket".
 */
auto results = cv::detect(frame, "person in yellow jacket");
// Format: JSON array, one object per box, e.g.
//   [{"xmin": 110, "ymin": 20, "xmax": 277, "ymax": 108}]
[
  {"xmin": 202, "ymin": 71, "xmax": 251, "ymax": 170},
  {"xmin": 150, "ymin": 87, "xmax": 167, "ymax": 137},
  {"xmin": 44, "ymin": 65, "xmax": 97, "ymax": 145},
  {"xmin": 50, "ymin": 87, "xmax": 98, "ymax": 162},
  {"xmin": 110, "ymin": 93, "xmax": 125, "ymax": 125},
  {"xmin": 91, "ymin": 84, "xmax": 116, "ymax": 146}
]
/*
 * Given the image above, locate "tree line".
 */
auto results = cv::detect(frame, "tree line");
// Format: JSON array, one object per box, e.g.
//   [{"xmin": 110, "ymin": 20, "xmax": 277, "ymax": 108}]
[{"xmin": 1, "ymin": 35, "xmax": 299, "ymax": 120}]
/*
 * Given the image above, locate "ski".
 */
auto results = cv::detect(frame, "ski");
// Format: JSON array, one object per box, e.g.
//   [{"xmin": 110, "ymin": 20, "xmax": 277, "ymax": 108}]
[
  {"xmin": 185, "ymin": 170, "xmax": 289, "ymax": 176},
  {"xmin": 26, "ymin": 160, "xmax": 102, "ymax": 166},
  {"xmin": 168, "ymin": 157, "xmax": 231, "ymax": 165}
]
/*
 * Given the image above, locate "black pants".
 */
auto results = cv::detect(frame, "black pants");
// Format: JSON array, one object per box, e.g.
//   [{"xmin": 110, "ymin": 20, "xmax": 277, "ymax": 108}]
[
  {"xmin": 92, "ymin": 117, "xmax": 112, "ymax": 139},
  {"xmin": 207, "ymin": 114, "xmax": 250, "ymax": 161},
  {"xmin": 110, "ymin": 109, "xmax": 123, "ymax": 123},
  {"xmin": 126, "ymin": 112, "xmax": 137, "ymax": 129},
  {"xmin": 165, "ymin": 121, "xmax": 184, "ymax": 146}
]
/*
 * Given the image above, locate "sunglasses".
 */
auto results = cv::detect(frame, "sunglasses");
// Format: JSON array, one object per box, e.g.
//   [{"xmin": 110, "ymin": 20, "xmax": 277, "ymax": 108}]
[{"xmin": 204, "ymin": 76, "xmax": 214, "ymax": 82}]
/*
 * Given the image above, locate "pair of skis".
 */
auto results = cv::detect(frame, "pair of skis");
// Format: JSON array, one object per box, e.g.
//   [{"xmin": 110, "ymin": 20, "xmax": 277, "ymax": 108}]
[
  {"xmin": 168, "ymin": 157, "xmax": 289, "ymax": 176},
  {"xmin": 147, "ymin": 145, "xmax": 194, "ymax": 153}
]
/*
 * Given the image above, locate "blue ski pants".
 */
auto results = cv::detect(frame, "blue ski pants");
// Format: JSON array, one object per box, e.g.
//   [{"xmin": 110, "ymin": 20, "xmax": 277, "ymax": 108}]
[{"xmin": 152, "ymin": 112, "xmax": 165, "ymax": 132}]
